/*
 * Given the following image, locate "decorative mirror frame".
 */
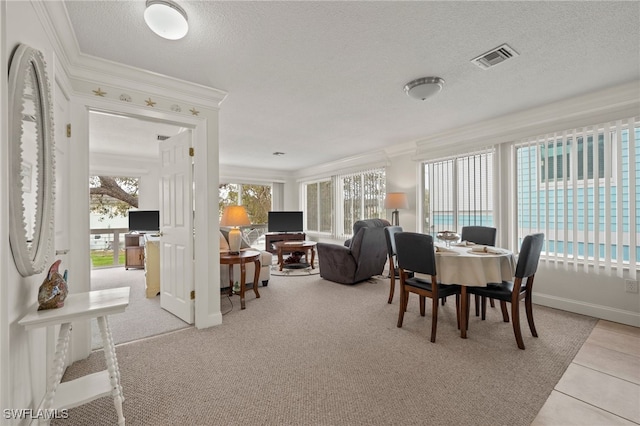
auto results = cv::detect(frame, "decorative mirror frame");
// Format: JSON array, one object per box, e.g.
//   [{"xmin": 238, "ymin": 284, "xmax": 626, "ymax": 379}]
[{"xmin": 8, "ymin": 44, "xmax": 55, "ymax": 277}]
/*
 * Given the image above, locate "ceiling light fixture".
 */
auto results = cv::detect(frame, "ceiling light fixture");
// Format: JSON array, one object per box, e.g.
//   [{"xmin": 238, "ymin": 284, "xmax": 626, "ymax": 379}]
[
  {"xmin": 404, "ymin": 77, "xmax": 445, "ymax": 101},
  {"xmin": 144, "ymin": 0, "xmax": 189, "ymax": 40},
  {"xmin": 273, "ymin": 152, "xmax": 285, "ymax": 156}
]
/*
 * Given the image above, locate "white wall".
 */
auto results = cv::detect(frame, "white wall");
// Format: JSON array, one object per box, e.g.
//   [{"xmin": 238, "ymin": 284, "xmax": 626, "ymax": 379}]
[{"xmin": 2, "ymin": 0, "xmax": 60, "ymax": 417}]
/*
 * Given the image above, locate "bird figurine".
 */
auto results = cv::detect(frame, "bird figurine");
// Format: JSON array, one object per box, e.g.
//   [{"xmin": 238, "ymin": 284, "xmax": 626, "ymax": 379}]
[{"xmin": 37, "ymin": 260, "xmax": 68, "ymax": 310}]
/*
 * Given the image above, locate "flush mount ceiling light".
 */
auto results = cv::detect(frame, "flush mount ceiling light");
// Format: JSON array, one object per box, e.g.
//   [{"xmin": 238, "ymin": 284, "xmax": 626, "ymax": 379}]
[
  {"xmin": 144, "ymin": 0, "xmax": 189, "ymax": 40},
  {"xmin": 404, "ymin": 77, "xmax": 445, "ymax": 101}
]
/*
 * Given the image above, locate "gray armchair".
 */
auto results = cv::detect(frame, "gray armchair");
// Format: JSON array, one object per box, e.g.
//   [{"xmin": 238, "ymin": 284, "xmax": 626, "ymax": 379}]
[{"xmin": 317, "ymin": 219, "xmax": 390, "ymax": 285}]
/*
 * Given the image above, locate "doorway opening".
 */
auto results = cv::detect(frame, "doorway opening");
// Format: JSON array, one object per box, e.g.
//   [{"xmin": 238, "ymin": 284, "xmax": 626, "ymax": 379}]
[{"xmin": 88, "ymin": 111, "xmax": 191, "ymax": 349}]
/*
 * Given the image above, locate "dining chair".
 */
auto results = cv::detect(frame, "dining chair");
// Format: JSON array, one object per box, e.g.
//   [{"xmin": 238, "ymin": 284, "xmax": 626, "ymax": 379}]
[
  {"xmin": 384, "ymin": 226, "xmax": 403, "ymax": 304},
  {"xmin": 395, "ymin": 232, "xmax": 460, "ymax": 343},
  {"xmin": 460, "ymin": 226, "xmax": 497, "ymax": 246},
  {"xmin": 465, "ymin": 233, "xmax": 544, "ymax": 350},
  {"xmin": 460, "ymin": 226, "xmax": 498, "ymax": 316}
]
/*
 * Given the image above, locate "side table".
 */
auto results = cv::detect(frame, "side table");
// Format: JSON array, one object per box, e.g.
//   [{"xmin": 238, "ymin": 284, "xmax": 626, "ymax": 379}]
[
  {"xmin": 220, "ymin": 250, "xmax": 261, "ymax": 309},
  {"xmin": 19, "ymin": 287, "xmax": 130, "ymax": 425},
  {"xmin": 274, "ymin": 241, "xmax": 317, "ymax": 271}
]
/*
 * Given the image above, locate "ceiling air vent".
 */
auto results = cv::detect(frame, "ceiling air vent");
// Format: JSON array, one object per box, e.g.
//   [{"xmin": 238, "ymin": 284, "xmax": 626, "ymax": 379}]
[
  {"xmin": 471, "ymin": 44, "xmax": 519, "ymax": 70},
  {"xmin": 157, "ymin": 135, "xmax": 170, "ymax": 141}
]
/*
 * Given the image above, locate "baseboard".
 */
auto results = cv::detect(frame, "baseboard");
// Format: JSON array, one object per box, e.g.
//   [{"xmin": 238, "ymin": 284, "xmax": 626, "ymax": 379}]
[{"xmin": 533, "ymin": 293, "xmax": 640, "ymax": 327}]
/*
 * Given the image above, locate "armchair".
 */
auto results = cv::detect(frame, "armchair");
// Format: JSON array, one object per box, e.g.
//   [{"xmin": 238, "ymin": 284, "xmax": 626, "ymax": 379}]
[{"xmin": 317, "ymin": 219, "xmax": 390, "ymax": 285}]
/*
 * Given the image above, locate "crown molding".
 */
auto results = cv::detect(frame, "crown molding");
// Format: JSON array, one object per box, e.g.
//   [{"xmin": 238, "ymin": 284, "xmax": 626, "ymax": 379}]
[
  {"xmin": 37, "ymin": 1, "xmax": 227, "ymax": 109},
  {"xmin": 294, "ymin": 150, "xmax": 388, "ymax": 181},
  {"xmin": 219, "ymin": 164, "xmax": 295, "ymax": 184},
  {"xmin": 415, "ymin": 80, "xmax": 640, "ymax": 158}
]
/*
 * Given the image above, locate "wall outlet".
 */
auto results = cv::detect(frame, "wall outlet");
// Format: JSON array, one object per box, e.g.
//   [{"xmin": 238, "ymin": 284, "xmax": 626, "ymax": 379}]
[{"xmin": 625, "ymin": 280, "xmax": 639, "ymax": 294}]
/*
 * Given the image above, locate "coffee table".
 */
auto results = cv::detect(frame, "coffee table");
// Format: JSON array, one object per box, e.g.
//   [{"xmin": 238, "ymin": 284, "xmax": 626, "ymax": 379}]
[
  {"xmin": 220, "ymin": 250, "xmax": 261, "ymax": 309},
  {"xmin": 274, "ymin": 241, "xmax": 317, "ymax": 271}
]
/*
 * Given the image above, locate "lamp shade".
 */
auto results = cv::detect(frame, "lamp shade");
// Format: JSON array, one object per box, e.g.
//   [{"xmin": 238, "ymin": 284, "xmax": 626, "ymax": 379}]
[
  {"xmin": 144, "ymin": 0, "xmax": 189, "ymax": 40},
  {"xmin": 220, "ymin": 206, "xmax": 251, "ymax": 227},
  {"xmin": 384, "ymin": 193, "xmax": 409, "ymax": 210}
]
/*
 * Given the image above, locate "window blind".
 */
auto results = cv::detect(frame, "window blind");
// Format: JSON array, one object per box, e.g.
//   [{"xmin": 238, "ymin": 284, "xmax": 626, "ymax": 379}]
[
  {"xmin": 335, "ymin": 167, "xmax": 386, "ymax": 239},
  {"xmin": 515, "ymin": 117, "xmax": 638, "ymax": 279},
  {"xmin": 423, "ymin": 149, "xmax": 494, "ymax": 236}
]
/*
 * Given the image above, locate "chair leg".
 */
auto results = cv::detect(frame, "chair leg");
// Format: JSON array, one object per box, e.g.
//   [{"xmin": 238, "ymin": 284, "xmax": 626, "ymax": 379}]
[
  {"xmin": 441, "ymin": 296, "xmax": 446, "ymax": 306},
  {"xmin": 388, "ymin": 269, "xmax": 395, "ymax": 304},
  {"xmin": 419, "ymin": 296, "xmax": 426, "ymax": 317},
  {"xmin": 455, "ymin": 294, "xmax": 460, "ymax": 330},
  {"xmin": 500, "ymin": 301, "xmax": 509, "ymax": 322},
  {"xmin": 430, "ymin": 296, "xmax": 438, "ymax": 343},
  {"xmin": 397, "ymin": 287, "xmax": 407, "ymax": 328},
  {"xmin": 511, "ymin": 301, "xmax": 525, "ymax": 350},
  {"xmin": 525, "ymin": 292, "xmax": 538, "ymax": 337},
  {"xmin": 481, "ymin": 296, "xmax": 487, "ymax": 320},
  {"xmin": 465, "ymin": 293, "xmax": 470, "ymax": 331},
  {"xmin": 489, "ymin": 298, "xmax": 495, "ymax": 308},
  {"xmin": 474, "ymin": 295, "xmax": 480, "ymax": 317}
]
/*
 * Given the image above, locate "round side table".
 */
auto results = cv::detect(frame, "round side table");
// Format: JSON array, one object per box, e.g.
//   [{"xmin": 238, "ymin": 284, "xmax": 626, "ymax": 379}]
[{"xmin": 219, "ymin": 250, "xmax": 261, "ymax": 309}]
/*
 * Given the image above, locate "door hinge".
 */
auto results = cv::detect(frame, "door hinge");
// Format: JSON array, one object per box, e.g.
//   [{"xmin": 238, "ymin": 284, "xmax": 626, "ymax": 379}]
[
  {"xmin": 190, "ymin": 290, "xmax": 195, "ymax": 300},
  {"xmin": 189, "ymin": 147, "xmax": 194, "ymax": 157},
  {"xmin": 66, "ymin": 123, "xmax": 71, "ymax": 137}
]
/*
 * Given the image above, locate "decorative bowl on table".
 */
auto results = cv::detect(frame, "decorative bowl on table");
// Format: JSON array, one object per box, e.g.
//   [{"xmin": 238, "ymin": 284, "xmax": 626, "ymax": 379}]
[{"xmin": 436, "ymin": 231, "xmax": 460, "ymax": 247}]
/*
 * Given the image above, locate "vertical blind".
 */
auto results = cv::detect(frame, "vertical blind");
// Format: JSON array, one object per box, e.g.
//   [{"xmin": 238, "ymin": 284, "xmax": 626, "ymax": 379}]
[
  {"xmin": 423, "ymin": 149, "xmax": 494, "ymax": 236},
  {"xmin": 335, "ymin": 167, "xmax": 386, "ymax": 239},
  {"xmin": 515, "ymin": 117, "xmax": 638, "ymax": 279}
]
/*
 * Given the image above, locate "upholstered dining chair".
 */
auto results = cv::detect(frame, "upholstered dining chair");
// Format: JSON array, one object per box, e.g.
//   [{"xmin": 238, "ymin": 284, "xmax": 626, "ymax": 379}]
[
  {"xmin": 460, "ymin": 226, "xmax": 498, "ymax": 315},
  {"xmin": 465, "ymin": 233, "xmax": 544, "ymax": 350},
  {"xmin": 384, "ymin": 226, "xmax": 403, "ymax": 304},
  {"xmin": 395, "ymin": 232, "xmax": 460, "ymax": 343},
  {"xmin": 460, "ymin": 226, "xmax": 497, "ymax": 246}
]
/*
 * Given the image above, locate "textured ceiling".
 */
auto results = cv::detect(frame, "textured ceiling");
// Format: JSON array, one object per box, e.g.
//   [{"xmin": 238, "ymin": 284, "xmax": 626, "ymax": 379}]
[{"xmin": 65, "ymin": 1, "xmax": 640, "ymax": 170}]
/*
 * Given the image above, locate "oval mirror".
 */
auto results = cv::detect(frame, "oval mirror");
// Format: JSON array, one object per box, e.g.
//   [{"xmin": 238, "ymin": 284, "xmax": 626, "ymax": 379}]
[{"xmin": 8, "ymin": 44, "xmax": 55, "ymax": 277}]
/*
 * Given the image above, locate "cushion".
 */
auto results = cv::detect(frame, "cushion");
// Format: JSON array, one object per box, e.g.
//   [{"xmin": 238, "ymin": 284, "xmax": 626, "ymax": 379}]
[{"xmin": 219, "ymin": 231, "xmax": 230, "ymax": 252}]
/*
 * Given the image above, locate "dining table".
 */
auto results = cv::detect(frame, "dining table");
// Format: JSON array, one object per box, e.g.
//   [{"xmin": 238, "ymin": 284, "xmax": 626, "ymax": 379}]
[{"xmin": 418, "ymin": 242, "xmax": 516, "ymax": 339}]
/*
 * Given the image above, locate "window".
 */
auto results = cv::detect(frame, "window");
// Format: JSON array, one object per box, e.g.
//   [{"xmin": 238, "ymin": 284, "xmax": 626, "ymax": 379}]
[
  {"xmin": 303, "ymin": 167, "xmax": 386, "ymax": 238},
  {"xmin": 515, "ymin": 118, "xmax": 638, "ymax": 276},
  {"xmin": 219, "ymin": 183, "xmax": 272, "ymax": 224},
  {"xmin": 422, "ymin": 150, "xmax": 494, "ymax": 236},
  {"xmin": 305, "ymin": 180, "xmax": 332, "ymax": 233},
  {"xmin": 540, "ymin": 134, "xmax": 607, "ymax": 182},
  {"xmin": 338, "ymin": 168, "xmax": 386, "ymax": 238}
]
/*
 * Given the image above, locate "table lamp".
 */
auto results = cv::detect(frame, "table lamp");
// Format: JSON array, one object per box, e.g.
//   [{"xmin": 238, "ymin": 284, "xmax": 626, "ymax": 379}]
[
  {"xmin": 384, "ymin": 192, "xmax": 409, "ymax": 226},
  {"xmin": 220, "ymin": 205, "xmax": 251, "ymax": 254}
]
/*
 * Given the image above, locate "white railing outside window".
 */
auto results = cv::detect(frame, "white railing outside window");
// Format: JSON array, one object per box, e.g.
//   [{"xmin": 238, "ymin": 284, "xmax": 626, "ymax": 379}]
[{"xmin": 514, "ymin": 117, "xmax": 638, "ymax": 279}]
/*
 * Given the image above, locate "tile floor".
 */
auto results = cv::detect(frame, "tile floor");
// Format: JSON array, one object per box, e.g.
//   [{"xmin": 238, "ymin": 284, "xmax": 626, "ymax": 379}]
[{"xmin": 532, "ymin": 320, "xmax": 640, "ymax": 425}]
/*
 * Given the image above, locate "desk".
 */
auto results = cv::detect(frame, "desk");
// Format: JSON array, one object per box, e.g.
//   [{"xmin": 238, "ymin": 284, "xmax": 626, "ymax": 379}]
[
  {"xmin": 19, "ymin": 287, "xmax": 129, "ymax": 425},
  {"xmin": 220, "ymin": 250, "xmax": 261, "ymax": 309},
  {"xmin": 431, "ymin": 245, "xmax": 515, "ymax": 339},
  {"xmin": 274, "ymin": 241, "xmax": 317, "ymax": 271}
]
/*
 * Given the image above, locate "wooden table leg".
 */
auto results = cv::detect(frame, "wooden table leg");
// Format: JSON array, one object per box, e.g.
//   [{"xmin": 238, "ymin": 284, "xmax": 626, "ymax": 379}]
[
  {"xmin": 460, "ymin": 286, "xmax": 468, "ymax": 339},
  {"xmin": 310, "ymin": 247, "xmax": 316, "ymax": 269},
  {"xmin": 253, "ymin": 259, "xmax": 261, "ymax": 298},
  {"xmin": 228, "ymin": 264, "xmax": 234, "ymax": 296},
  {"xmin": 278, "ymin": 247, "xmax": 284, "ymax": 271},
  {"xmin": 240, "ymin": 261, "xmax": 246, "ymax": 309}
]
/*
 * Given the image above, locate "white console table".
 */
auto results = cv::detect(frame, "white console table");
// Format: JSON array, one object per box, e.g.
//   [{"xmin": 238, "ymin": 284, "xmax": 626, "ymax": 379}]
[{"xmin": 19, "ymin": 287, "xmax": 130, "ymax": 425}]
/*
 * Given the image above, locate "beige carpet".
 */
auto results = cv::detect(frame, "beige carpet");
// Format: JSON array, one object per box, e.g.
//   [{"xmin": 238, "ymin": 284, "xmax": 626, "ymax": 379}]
[
  {"xmin": 90, "ymin": 267, "xmax": 191, "ymax": 349},
  {"xmin": 54, "ymin": 273, "xmax": 597, "ymax": 426}
]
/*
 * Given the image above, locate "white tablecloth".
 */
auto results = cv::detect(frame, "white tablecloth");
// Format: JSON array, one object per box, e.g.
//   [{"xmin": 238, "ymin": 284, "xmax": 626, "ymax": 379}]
[{"xmin": 415, "ymin": 245, "xmax": 516, "ymax": 287}]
